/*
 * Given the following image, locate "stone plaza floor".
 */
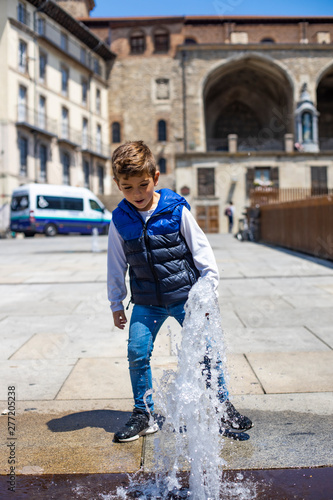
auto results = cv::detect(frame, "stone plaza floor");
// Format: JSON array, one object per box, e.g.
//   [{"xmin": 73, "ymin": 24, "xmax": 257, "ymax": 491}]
[{"xmin": 0, "ymin": 233, "xmax": 333, "ymax": 476}]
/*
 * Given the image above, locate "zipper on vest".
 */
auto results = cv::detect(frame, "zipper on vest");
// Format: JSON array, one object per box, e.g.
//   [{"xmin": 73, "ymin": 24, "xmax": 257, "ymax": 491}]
[
  {"xmin": 143, "ymin": 219, "xmax": 163, "ymax": 307},
  {"xmin": 126, "ymin": 296, "xmax": 133, "ymax": 310}
]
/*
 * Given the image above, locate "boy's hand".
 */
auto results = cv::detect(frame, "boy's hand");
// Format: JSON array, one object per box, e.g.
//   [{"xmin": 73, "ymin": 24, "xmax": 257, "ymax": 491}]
[{"xmin": 113, "ymin": 310, "xmax": 127, "ymax": 330}]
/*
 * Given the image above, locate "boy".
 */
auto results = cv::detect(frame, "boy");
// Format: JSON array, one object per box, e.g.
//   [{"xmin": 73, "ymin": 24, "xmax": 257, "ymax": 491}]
[{"xmin": 107, "ymin": 141, "xmax": 252, "ymax": 442}]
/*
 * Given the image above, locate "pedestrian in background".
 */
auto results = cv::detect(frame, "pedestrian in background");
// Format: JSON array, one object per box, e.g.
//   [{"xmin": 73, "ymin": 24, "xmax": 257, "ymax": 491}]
[{"xmin": 225, "ymin": 201, "xmax": 235, "ymax": 233}]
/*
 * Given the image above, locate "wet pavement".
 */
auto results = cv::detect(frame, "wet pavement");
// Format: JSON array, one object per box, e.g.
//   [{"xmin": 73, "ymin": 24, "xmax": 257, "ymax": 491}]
[
  {"xmin": 0, "ymin": 468, "xmax": 332, "ymax": 499},
  {"xmin": 0, "ymin": 233, "xmax": 333, "ymax": 497}
]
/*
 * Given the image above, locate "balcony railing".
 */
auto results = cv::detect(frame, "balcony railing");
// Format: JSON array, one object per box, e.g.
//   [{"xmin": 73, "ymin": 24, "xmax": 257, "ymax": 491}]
[
  {"xmin": 58, "ymin": 126, "xmax": 81, "ymax": 147},
  {"xmin": 207, "ymin": 136, "xmax": 284, "ymax": 152},
  {"xmin": 37, "ymin": 18, "xmax": 103, "ymax": 77},
  {"xmin": 81, "ymin": 136, "xmax": 110, "ymax": 159},
  {"xmin": 207, "ymin": 138, "xmax": 228, "ymax": 151},
  {"xmin": 16, "ymin": 105, "xmax": 58, "ymax": 137}
]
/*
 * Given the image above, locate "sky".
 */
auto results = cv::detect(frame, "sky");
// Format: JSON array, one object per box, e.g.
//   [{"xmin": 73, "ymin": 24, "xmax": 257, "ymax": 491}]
[{"xmin": 90, "ymin": 0, "xmax": 333, "ymax": 18}]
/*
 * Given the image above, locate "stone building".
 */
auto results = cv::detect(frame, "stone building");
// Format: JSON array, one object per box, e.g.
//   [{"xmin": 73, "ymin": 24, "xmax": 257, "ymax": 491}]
[
  {"xmin": 3, "ymin": 0, "xmax": 333, "ymax": 233},
  {"xmin": 0, "ymin": 0, "xmax": 114, "ymax": 219},
  {"xmin": 81, "ymin": 13, "xmax": 333, "ymax": 232}
]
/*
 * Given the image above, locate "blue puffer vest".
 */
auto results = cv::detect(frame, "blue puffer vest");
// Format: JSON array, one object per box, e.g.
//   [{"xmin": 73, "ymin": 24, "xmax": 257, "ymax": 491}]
[{"xmin": 112, "ymin": 189, "xmax": 200, "ymax": 307}]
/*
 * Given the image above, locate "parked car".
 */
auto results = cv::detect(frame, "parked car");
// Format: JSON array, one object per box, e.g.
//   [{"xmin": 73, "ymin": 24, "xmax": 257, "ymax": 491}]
[{"xmin": 10, "ymin": 184, "xmax": 112, "ymax": 237}]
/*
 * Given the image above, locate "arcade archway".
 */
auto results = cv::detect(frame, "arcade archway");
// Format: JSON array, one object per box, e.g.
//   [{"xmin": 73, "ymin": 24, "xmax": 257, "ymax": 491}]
[
  {"xmin": 317, "ymin": 67, "xmax": 333, "ymax": 150},
  {"xmin": 204, "ymin": 57, "xmax": 293, "ymax": 151}
]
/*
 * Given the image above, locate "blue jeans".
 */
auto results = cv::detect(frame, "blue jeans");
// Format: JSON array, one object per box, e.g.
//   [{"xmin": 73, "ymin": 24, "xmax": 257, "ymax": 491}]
[{"xmin": 128, "ymin": 301, "xmax": 229, "ymax": 413}]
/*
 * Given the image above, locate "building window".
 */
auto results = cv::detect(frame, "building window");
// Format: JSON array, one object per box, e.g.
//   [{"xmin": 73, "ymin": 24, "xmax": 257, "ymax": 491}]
[
  {"xmin": 38, "ymin": 95, "xmax": 46, "ymax": 129},
  {"xmin": 61, "ymin": 65, "xmax": 69, "ymax": 96},
  {"xmin": 18, "ymin": 40, "xmax": 27, "ymax": 73},
  {"xmin": 157, "ymin": 120, "xmax": 167, "ymax": 141},
  {"xmin": 156, "ymin": 78, "xmax": 170, "ymax": 100},
  {"xmin": 18, "ymin": 2, "xmax": 29, "ymax": 26},
  {"xmin": 97, "ymin": 165, "xmax": 104, "ymax": 194},
  {"xmin": 37, "ymin": 17, "xmax": 45, "ymax": 36},
  {"xmin": 130, "ymin": 30, "xmax": 145, "ymax": 54},
  {"xmin": 80, "ymin": 47, "xmax": 87, "ymax": 65},
  {"xmin": 260, "ymin": 38, "xmax": 275, "ymax": 43},
  {"xmin": 93, "ymin": 57, "xmax": 101, "ymax": 76},
  {"xmin": 82, "ymin": 117, "xmax": 88, "ymax": 149},
  {"xmin": 311, "ymin": 166, "xmax": 328, "ymax": 195},
  {"xmin": 197, "ymin": 168, "xmax": 215, "ymax": 196},
  {"xmin": 39, "ymin": 144, "xmax": 47, "ymax": 182},
  {"xmin": 184, "ymin": 38, "xmax": 197, "ymax": 44},
  {"xmin": 112, "ymin": 122, "xmax": 121, "ymax": 143},
  {"xmin": 230, "ymin": 32, "xmax": 248, "ymax": 44},
  {"xmin": 83, "ymin": 160, "xmax": 90, "ymax": 189},
  {"xmin": 247, "ymin": 167, "xmax": 279, "ymax": 195},
  {"xmin": 317, "ymin": 32, "xmax": 331, "ymax": 44},
  {"xmin": 18, "ymin": 85, "xmax": 27, "ymax": 121},
  {"xmin": 96, "ymin": 88, "xmax": 101, "ymax": 114},
  {"xmin": 82, "ymin": 78, "xmax": 88, "ymax": 106},
  {"xmin": 61, "ymin": 107, "xmax": 69, "ymax": 139},
  {"xmin": 96, "ymin": 124, "xmax": 102, "ymax": 154},
  {"xmin": 158, "ymin": 157, "xmax": 167, "ymax": 174},
  {"xmin": 60, "ymin": 32, "xmax": 68, "ymax": 52},
  {"xmin": 62, "ymin": 152, "xmax": 70, "ymax": 185},
  {"xmin": 19, "ymin": 136, "xmax": 28, "ymax": 176},
  {"xmin": 39, "ymin": 51, "xmax": 47, "ymax": 82},
  {"xmin": 154, "ymin": 28, "xmax": 170, "ymax": 53}
]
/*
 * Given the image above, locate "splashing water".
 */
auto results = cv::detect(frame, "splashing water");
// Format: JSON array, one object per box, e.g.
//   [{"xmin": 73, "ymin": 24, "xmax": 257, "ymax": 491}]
[
  {"xmin": 108, "ymin": 278, "xmax": 256, "ymax": 499},
  {"xmin": 154, "ymin": 277, "xmax": 227, "ymax": 499}
]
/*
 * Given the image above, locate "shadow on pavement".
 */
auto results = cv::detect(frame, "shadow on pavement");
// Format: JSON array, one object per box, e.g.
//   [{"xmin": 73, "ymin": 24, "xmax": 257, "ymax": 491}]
[{"xmin": 47, "ymin": 409, "xmax": 130, "ymax": 434}]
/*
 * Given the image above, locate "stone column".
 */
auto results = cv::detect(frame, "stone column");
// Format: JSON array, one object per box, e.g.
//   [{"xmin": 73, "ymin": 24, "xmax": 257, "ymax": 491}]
[
  {"xmin": 228, "ymin": 134, "xmax": 238, "ymax": 153},
  {"xmin": 284, "ymin": 133, "xmax": 294, "ymax": 153}
]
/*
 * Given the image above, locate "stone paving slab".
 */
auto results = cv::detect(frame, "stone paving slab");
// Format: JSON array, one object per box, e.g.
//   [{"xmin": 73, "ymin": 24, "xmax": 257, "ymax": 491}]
[
  {"xmin": 143, "ymin": 393, "xmax": 333, "ymax": 472},
  {"xmin": 0, "ymin": 359, "xmax": 76, "ymax": 400},
  {"xmin": 11, "ymin": 332, "xmax": 128, "ymax": 360},
  {"xmin": 282, "ymin": 293, "xmax": 333, "ymax": 308},
  {"xmin": 237, "ymin": 306, "xmax": 333, "ymax": 329},
  {"xmin": 0, "ymin": 313, "xmax": 116, "ymax": 336},
  {"xmin": 305, "ymin": 325, "xmax": 333, "ymax": 349},
  {"xmin": 0, "ymin": 299, "xmax": 80, "ymax": 316},
  {"xmin": 0, "ymin": 401, "xmax": 141, "ymax": 475},
  {"xmin": 223, "ymin": 326, "xmax": 330, "ymax": 353},
  {"xmin": 247, "ymin": 351, "xmax": 333, "ymax": 393},
  {"xmin": 226, "ymin": 355, "xmax": 264, "ymax": 395},
  {"xmin": 143, "ymin": 408, "xmax": 333, "ymax": 472},
  {"xmin": 1, "ymin": 332, "xmax": 34, "ymax": 360},
  {"xmin": 55, "ymin": 354, "xmax": 262, "ymax": 402}
]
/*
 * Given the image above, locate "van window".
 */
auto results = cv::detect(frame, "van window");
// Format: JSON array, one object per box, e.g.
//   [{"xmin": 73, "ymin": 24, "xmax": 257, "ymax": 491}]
[
  {"xmin": 37, "ymin": 195, "xmax": 83, "ymax": 211},
  {"xmin": 11, "ymin": 195, "xmax": 29, "ymax": 211},
  {"xmin": 37, "ymin": 195, "xmax": 62, "ymax": 210},
  {"xmin": 63, "ymin": 197, "xmax": 84, "ymax": 211},
  {"xmin": 89, "ymin": 199, "xmax": 103, "ymax": 212}
]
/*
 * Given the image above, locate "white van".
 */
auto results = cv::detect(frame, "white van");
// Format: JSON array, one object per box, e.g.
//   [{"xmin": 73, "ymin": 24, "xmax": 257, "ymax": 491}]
[{"xmin": 10, "ymin": 184, "xmax": 112, "ymax": 237}]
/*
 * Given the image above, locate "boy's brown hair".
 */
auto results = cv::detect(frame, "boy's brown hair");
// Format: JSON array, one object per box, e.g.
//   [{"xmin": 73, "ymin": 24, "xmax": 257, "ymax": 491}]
[{"xmin": 112, "ymin": 141, "xmax": 156, "ymax": 180}]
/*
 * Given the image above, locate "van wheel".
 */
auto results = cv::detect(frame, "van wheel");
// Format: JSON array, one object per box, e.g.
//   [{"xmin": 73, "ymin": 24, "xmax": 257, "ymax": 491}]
[{"xmin": 44, "ymin": 223, "xmax": 57, "ymax": 237}]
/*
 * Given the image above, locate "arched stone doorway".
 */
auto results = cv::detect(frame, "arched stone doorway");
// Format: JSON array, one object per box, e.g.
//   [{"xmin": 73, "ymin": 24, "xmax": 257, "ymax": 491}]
[
  {"xmin": 317, "ymin": 67, "xmax": 333, "ymax": 150},
  {"xmin": 204, "ymin": 57, "xmax": 293, "ymax": 152}
]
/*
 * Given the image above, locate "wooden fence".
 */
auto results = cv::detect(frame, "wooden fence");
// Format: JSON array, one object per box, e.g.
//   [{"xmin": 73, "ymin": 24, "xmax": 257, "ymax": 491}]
[{"xmin": 259, "ymin": 195, "xmax": 333, "ymax": 260}]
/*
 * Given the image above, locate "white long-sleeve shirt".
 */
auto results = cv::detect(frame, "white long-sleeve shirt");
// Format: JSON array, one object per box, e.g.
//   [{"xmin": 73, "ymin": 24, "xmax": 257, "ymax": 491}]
[{"xmin": 107, "ymin": 206, "xmax": 219, "ymax": 312}]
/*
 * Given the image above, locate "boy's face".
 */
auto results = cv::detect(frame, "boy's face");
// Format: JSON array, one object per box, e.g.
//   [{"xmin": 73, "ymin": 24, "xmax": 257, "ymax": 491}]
[{"xmin": 115, "ymin": 172, "xmax": 160, "ymax": 211}]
